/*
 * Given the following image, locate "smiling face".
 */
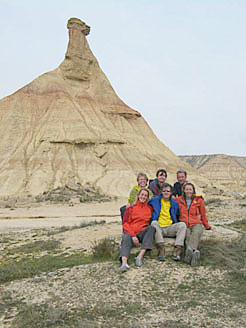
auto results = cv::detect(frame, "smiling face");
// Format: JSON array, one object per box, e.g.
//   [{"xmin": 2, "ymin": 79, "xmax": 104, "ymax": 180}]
[
  {"xmin": 138, "ymin": 176, "xmax": 148, "ymax": 188},
  {"xmin": 157, "ymin": 172, "xmax": 166, "ymax": 185},
  {"xmin": 161, "ymin": 186, "xmax": 172, "ymax": 201},
  {"xmin": 183, "ymin": 184, "xmax": 194, "ymax": 199},
  {"xmin": 138, "ymin": 189, "xmax": 149, "ymax": 203},
  {"xmin": 177, "ymin": 172, "xmax": 186, "ymax": 185}
]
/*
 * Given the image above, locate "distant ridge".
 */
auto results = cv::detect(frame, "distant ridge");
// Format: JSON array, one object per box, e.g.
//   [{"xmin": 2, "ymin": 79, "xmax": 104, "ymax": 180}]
[{"xmin": 180, "ymin": 154, "xmax": 246, "ymax": 191}]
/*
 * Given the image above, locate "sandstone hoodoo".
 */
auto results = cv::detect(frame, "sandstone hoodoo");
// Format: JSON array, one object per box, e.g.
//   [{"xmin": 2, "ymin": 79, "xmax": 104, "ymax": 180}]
[{"xmin": 0, "ymin": 18, "xmax": 192, "ymax": 197}]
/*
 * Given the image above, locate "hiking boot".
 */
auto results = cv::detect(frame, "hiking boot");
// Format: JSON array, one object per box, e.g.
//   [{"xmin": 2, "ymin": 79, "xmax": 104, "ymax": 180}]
[
  {"xmin": 172, "ymin": 254, "xmax": 181, "ymax": 261},
  {"xmin": 157, "ymin": 243, "xmax": 165, "ymax": 261},
  {"xmin": 184, "ymin": 247, "xmax": 193, "ymax": 264},
  {"xmin": 135, "ymin": 257, "xmax": 142, "ymax": 267},
  {"xmin": 173, "ymin": 246, "xmax": 182, "ymax": 261},
  {"xmin": 191, "ymin": 250, "xmax": 200, "ymax": 267},
  {"xmin": 118, "ymin": 264, "xmax": 130, "ymax": 272}
]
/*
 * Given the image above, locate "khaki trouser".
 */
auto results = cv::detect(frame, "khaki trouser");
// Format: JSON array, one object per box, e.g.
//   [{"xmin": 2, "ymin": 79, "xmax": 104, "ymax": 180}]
[
  {"xmin": 186, "ymin": 224, "xmax": 204, "ymax": 250},
  {"xmin": 151, "ymin": 221, "xmax": 186, "ymax": 246}
]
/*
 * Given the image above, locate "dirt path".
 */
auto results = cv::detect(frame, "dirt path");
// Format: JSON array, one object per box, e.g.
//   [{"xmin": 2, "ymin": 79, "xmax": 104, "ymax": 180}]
[{"xmin": 0, "ymin": 199, "xmax": 125, "ymax": 233}]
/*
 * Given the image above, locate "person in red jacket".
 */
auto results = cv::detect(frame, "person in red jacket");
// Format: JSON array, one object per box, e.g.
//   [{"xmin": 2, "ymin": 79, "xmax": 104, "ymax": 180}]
[
  {"xmin": 118, "ymin": 188, "xmax": 155, "ymax": 272},
  {"xmin": 176, "ymin": 182, "xmax": 212, "ymax": 267}
]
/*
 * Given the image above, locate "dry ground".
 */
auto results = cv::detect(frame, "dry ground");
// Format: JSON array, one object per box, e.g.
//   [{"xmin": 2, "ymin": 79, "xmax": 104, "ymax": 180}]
[{"xmin": 0, "ymin": 196, "xmax": 246, "ymax": 328}]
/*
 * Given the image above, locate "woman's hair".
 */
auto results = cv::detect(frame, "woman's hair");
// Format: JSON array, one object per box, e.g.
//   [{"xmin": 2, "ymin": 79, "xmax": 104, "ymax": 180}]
[
  {"xmin": 183, "ymin": 182, "xmax": 196, "ymax": 194},
  {"xmin": 137, "ymin": 172, "xmax": 148, "ymax": 182},
  {"xmin": 138, "ymin": 188, "xmax": 150, "ymax": 200},
  {"xmin": 156, "ymin": 169, "xmax": 167, "ymax": 178}
]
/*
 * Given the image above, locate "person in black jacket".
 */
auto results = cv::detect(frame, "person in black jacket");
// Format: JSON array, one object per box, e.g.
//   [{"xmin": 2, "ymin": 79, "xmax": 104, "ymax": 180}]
[
  {"xmin": 173, "ymin": 169, "xmax": 187, "ymax": 196},
  {"xmin": 149, "ymin": 169, "xmax": 167, "ymax": 196}
]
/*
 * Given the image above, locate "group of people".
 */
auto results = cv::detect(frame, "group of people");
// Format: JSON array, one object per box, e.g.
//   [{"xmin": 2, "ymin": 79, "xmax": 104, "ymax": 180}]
[{"xmin": 119, "ymin": 169, "xmax": 212, "ymax": 272}]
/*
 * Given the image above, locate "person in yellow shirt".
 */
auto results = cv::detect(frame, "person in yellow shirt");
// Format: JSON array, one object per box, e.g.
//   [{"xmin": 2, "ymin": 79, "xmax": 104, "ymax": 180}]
[{"xmin": 149, "ymin": 183, "xmax": 186, "ymax": 261}]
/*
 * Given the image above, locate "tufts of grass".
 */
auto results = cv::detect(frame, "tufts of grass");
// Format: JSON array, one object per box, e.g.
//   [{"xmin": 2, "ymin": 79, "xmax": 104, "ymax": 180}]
[
  {"xmin": 0, "ymin": 237, "xmax": 120, "ymax": 284},
  {"xmin": 11, "ymin": 300, "xmax": 146, "ymax": 328},
  {"xmin": 205, "ymin": 198, "xmax": 222, "ymax": 206},
  {"xmin": 200, "ymin": 234, "xmax": 246, "ymax": 271},
  {"xmin": 239, "ymin": 203, "xmax": 246, "ymax": 207},
  {"xmin": 0, "ymin": 291, "xmax": 24, "ymax": 314},
  {"xmin": 6, "ymin": 240, "xmax": 61, "ymax": 255},
  {"xmin": 199, "ymin": 234, "xmax": 246, "ymax": 303},
  {"xmin": 226, "ymin": 219, "xmax": 246, "ymax": 231},
  {"xmin": 47, "ymin": 220, "xmax": 106, "ymax": 236},
  {"xmin": 12, "ymin": 303, "xmax": 95, "ymax": 328},
  {"xmin": 0, "ymin": 252, "xmax": 102, "ymax": 284},
  {"xmin": 92, "ymin": 238, "xmax": 119, "ymax": 261}
]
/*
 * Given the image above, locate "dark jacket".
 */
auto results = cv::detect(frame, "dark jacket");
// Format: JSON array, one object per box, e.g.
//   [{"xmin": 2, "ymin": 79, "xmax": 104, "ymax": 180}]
[
  {"xmin": 173, "ymin": 182, "xmax": 183, "ymax": 197},
  {"xmin": 149, "ymin": 178, "xmax": 162, "ymax": 196},
  {"xmin": 148, "ymin": 195, "xmax": 180, "ymax": 224}
]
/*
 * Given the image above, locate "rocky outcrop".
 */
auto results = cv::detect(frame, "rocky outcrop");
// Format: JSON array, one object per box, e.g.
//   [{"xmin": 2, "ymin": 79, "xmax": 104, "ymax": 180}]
[
  {"xmin": 0, "ymin": 18, "xmax": 196, "ymax": 197},
  {"xmin": 180, "ymin": 154, "xmax": 246, "ymax": 191}
]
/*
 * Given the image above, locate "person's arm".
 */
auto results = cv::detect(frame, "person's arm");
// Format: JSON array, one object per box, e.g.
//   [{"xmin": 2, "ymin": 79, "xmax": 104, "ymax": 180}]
[
  {"xmin": 148, "ymin": 189, "xmax": 154, "ymax": 200},
  {"xmin": 128, "ymin": 187, "xmax": 138, "ymax": 205},
  {"xmin": 173, "ymin": 202, "xmax": 179, "ymax": 223},
  {"xmin": 173, "ymin": 183, "xmax": 177, "ymax": 197},
  {"xmin": 149, "ymin": 180, "xmax": 155, "ymax": 195},
  {"xmin": 123, "ymin": 209, "xmax": 137, "ymax": 236},
  {"xmin": 199, "ymin": 198, "xmax": 211, "ymax": 229},
  {"xmin": 122, "ymin": 207, "xmax": 130, "ymax": 225},
  {"xmin": 149, "ymin": 198, "xmax": 159, "ymax": 223}
]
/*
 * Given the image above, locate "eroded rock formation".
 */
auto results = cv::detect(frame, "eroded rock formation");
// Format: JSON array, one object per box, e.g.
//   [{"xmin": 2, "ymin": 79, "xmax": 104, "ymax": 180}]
[
  {"xmin": 0, "ymin": 18, "xmax": 194, "ymax": 197},
  {"xmin": 180, "ymin": 154, "xmax": 246, "ymax": 191}
]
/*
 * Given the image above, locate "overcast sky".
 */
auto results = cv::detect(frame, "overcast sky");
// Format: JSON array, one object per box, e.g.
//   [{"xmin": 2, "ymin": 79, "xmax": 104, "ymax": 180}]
[{"xmin": 1, "ymin": 0, "xmax": 245, "ymax": 156}]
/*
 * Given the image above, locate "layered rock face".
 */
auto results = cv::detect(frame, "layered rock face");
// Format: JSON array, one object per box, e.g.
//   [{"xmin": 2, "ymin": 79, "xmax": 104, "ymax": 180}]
[
  {"xmin": 180, "ymin": 154, "xmax": 246, "ymax": 191},
  {"xmin": 0, "ymin": 18, "xmax": 193, "ymax": 197}
]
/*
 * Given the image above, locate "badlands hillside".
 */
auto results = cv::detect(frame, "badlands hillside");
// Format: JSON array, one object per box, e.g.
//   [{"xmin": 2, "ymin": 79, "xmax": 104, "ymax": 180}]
[
  {"xmin": 180, "ymin": 154, "xmax": 246, "ymax": 192},
  {"xmin": 0, "ymin": 17, "xmax": 204, "ymax": 198}
]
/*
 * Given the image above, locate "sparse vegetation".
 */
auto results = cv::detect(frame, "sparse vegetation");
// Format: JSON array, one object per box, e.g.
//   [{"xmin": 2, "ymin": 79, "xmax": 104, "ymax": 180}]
[
  {"xmin": 12, "ymin": 303, "xmax": 85, "ymax": 328},
  {"xmin": 47, "ymin": 220, "xmax": 106, "ymax": 236},
  {"xmin": 6, "ymin": 240, "xmax": 61, "ymax": 255},
  {"xmin": 2, "ymin": 197, "xmax": 246, "ymax": 327},
  {"xmin": 0, "ymin": 236, "xmax": 120, "ymax": 285},
  {"xmin": 200, "ymin": 234, "xmax": 246, "ymax": 272},
  {"xmin": 226, "ymin": 219, "xmax": 246, "ymax": 231},
  {"xmin": 35, "ymin": 184, "xmax": 113, "ymax": 204},
  {"xmin": 239, "ymin": 203, "xmax": 246, "ymax": 207},
  {"xmin": 205, "ymin": 198, "xmax": 222, "ymax": 206},
  {"xmin": 0, "ymin": 252, "xmax": 100, "ymax": 284},
  {"xmin": 92, "ymin": 237, "xmax": 119, "ymax": 260}
]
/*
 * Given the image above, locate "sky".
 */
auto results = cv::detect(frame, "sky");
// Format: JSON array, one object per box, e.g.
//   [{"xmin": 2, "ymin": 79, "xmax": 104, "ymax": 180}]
[{"xmin": 0, "ymin": 0, "xmax": 246, "ymax": 156}]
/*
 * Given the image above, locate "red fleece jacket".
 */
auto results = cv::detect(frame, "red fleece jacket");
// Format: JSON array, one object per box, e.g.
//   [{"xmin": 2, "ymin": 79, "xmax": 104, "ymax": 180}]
[{"xmin": 123, "ymin": 201, "xmax": 153, "ymax": 237}]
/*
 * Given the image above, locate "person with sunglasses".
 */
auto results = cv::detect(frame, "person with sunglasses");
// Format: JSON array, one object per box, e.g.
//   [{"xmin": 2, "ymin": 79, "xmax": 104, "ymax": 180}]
[{"xmin": 149, "ymin": 183, "xmax": 186, "ymax": 261}]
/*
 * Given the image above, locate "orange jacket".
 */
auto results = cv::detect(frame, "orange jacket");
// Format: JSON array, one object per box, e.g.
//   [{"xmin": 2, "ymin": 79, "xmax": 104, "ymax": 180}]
[
  {"xmin": 123, "ymin": 200, "xmax": 153, "ymax": 237},
  {"xmin": 176, "ymin": 196, "xmax": 211, "ymax": 229}
]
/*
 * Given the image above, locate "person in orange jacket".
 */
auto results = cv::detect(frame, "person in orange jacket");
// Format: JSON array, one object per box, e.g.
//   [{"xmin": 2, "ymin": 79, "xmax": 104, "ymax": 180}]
[
  {"xmin": 118, "ymin": 188, "xmax": 155, "ymax": 271},
  {"xmin": 176, "ymin": 182, "xmax": 212, "ymax": 266}
]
